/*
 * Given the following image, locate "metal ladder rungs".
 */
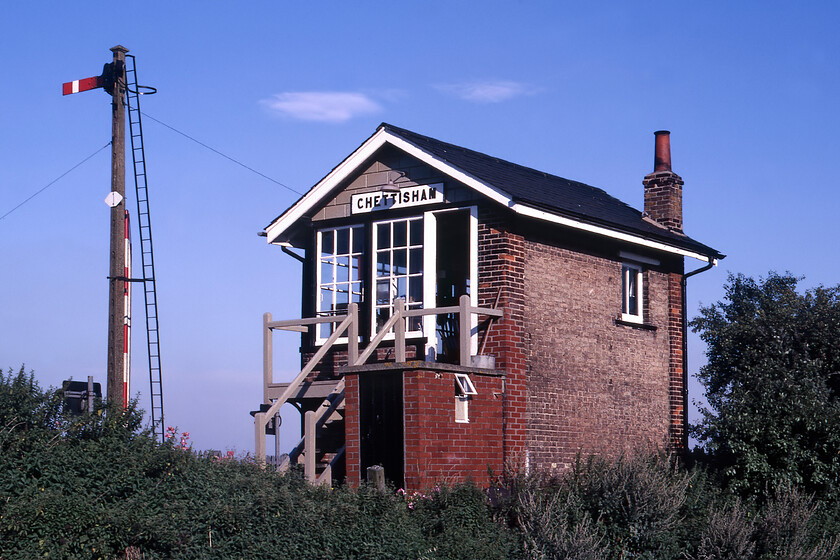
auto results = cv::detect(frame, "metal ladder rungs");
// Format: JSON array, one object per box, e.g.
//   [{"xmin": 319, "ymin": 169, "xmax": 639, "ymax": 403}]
[{"xmin": 125, "ymin": 54, "xmax": 165, "ymax": 443}]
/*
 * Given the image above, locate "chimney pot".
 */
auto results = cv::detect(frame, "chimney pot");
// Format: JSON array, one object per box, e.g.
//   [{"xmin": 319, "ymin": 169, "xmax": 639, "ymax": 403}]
[{"xmin": 654, "ymin": 130, "xmax": 671, "ymax": 172}]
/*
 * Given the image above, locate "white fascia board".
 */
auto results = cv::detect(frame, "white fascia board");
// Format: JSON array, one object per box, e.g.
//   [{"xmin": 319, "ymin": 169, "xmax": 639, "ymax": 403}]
[
  {"xmin": 265, "ymin": 129, "xmax": 393, "ymax": 244},
  {"xmin": 265, "ymin": 130, "xmax": 515, "ymax": 245},
  {"xmin": 512, "ymin": 203, "xmax": 715, "ymax": 263}
]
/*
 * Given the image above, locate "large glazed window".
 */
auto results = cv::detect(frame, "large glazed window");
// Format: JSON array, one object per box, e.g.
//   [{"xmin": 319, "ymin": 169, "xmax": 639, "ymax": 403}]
[
  {"xmin": 317, "ymin": 225, "xmax": 364, "ymax": 339},
  {"xmin": 374, "ymin": 217, "xmax": 424, "ymax": 333}
]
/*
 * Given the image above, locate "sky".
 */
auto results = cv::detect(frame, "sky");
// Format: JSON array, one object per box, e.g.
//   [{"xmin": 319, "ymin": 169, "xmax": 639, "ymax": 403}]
[{"xmin": 2, "ymin": 2, "xmax": 839, "ymax": 454}]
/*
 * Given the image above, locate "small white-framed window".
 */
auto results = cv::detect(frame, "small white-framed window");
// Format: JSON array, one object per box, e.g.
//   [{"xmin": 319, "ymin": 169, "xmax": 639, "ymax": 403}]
[
  {"xmin": 373, "ymin": 216, "xmax": 424, "ymax": 334},
  {"xmin": 621, "ymin": 263, "xmax": 643, "ymax": 323},
  {"xmin": 455, "ymin": 396, "xmax": 470, "ymax": 423},
  {"xmin": 454, "ymin": 373, "xmax": 478, "ymax": 396},
  {"xmin": 317, "ymin": 225, "xmax": 364, "ymax": 340}
]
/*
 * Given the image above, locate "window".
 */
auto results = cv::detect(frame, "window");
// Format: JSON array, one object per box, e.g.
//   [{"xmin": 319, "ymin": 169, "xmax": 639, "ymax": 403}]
[
  {"xmin": 621, "ymin": 263, "xmax": 643, "ymax": 323},
  {"xmin": 317, "ymin": 226, "xmax": 364, "ymax": 339},
  {"xmin": 373, "ymin": 217, "xmax": 424, "ymax": 333},
  {"xmin": 454, "ymin": 373, "xmax": 477, "ymax": 396}
]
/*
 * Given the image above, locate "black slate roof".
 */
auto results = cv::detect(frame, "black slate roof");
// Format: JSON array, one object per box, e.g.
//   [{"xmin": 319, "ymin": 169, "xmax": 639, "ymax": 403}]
[{"xmin": 379, "ymin": 123, "xmax": 722, "ymax": 260}]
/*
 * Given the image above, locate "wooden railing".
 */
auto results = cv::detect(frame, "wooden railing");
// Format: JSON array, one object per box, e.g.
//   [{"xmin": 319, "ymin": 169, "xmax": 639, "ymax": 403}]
[{"xmin": 254, "ymin": 294, "xmax": 504, "ymax": 479}]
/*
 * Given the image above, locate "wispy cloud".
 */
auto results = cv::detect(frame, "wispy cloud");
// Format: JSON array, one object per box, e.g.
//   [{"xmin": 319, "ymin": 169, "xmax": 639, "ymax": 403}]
[
  {"xmin": 261, "ymin": 91, "xmax": 382, "ymax": 122},
  {"xmin": 435, "ymin": 80, "xmax": 538, "ymax": 103}
]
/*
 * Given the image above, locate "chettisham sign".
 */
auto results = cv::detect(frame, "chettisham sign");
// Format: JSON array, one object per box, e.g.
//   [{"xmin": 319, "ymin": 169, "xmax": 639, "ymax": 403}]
[{"xmin": 351, "ymin": 183, "xmax": 443, "ymax": 214}]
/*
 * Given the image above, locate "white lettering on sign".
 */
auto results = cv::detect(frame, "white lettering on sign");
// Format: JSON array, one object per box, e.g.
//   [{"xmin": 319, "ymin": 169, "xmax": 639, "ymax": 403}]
[{"xmin": 351, "ymin": 183, "xmax": 444, "ymax": 214}]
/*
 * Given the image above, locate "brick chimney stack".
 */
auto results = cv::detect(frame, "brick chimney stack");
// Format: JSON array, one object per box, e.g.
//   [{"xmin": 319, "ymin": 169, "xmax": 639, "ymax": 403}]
[{"xmin": 643, "ymin": 131, "xmax": 684, "ymax": 232}]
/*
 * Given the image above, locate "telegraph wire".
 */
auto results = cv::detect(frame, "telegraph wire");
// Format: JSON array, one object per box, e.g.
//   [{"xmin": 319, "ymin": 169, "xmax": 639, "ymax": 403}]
[
  {"xmin": 140, "ymin": 111, "xmax": 303, "ymax": 196},
  {"xmin": 0, "ymin": 142, "xmax": 112, "ymax": 223}
]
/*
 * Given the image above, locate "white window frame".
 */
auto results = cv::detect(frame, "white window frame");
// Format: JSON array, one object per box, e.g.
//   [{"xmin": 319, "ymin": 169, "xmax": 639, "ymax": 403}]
[
  {"xmin": 371, "ymin": 216, "xmax": 425, "ymax": 338},
  {"xmin": 315, "ymin": 225, "xmax": 364, "ymax": 343},
  {"xmin": 621, "ymin": 262, "xmax": 644, "ymax": 324}
]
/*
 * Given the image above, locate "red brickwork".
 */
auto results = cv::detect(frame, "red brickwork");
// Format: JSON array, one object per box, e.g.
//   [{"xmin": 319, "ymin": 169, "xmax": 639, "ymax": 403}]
[
  {"xmin": 477, "ymin": 207, "xmax": 529, "ymax": 470},
  {"xmin": 344, "ymin": 372, "xmax": 361, "ymax": 485},
  {"xmin": 403, "ymin": 369, "xmax": 504, "ymax": 490},
  {"xmin": 343, "ymin": 367, "xmax": 504, "ymax": 490}
]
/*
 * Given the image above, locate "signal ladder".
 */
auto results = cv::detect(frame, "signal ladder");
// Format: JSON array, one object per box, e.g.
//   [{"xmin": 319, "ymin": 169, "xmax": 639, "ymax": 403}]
[{"xmin": 125, "ymin": 54, "xmax": 165, "ymax": 442}]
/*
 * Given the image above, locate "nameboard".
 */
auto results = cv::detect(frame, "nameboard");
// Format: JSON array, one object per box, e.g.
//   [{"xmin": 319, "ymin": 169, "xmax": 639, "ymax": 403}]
[{"xmin": 350, "ymin": 183, "xmax": 444, "ymax": 214}]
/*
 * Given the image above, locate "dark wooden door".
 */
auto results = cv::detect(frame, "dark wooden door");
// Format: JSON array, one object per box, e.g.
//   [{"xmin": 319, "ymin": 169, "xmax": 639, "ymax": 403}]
[{"xmin": 359, "ymin": 372, "xmax": 404, "ymax": 488}]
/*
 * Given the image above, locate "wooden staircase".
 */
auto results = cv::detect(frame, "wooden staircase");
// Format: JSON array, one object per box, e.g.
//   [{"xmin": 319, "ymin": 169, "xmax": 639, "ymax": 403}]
[{"xmin": 254, "ymin": 295, "xmax": 504, "ymax": 484}]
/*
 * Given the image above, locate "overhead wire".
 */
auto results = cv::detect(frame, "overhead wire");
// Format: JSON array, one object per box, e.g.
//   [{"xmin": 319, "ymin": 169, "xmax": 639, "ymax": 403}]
[
  {"xmin": 0, "ymin": 142, "xmax": 112, "ymax": 223},
  {"xmin": 140, "ymin": 111, "xmax": 304, "ymax": 196}
]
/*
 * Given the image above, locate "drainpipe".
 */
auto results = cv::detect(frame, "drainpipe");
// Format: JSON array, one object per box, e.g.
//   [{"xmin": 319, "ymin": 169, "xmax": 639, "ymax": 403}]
[{"xmin": 680, "ymin": 257, "xmax": 716, "ymax": 454}]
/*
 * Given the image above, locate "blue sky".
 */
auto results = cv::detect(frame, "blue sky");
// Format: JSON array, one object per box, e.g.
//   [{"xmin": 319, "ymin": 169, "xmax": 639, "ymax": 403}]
[{"xmin": 2, "ymin": 2, "xmax": 838, "ymax": 453}]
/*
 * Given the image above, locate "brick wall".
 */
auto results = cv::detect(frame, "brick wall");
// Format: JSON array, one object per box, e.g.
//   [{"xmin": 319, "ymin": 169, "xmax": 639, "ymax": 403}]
[
  {"xmin": 344, "ymin": 372, "xmax": 361, "ymax": 484},
  {"xmin": 344, "ymin": 366, "xmax": 504, "ymax": 490},
  {"xmin": 522, "ymin": 234, "xmax": 676, "ymax": 472},
  {"xmin": 477, "ymin": 207, "xmax": 529, "ymax": 470},
  {"xmin": 403, "ymin": 369, "xmax": 504, "ymax": 490}
]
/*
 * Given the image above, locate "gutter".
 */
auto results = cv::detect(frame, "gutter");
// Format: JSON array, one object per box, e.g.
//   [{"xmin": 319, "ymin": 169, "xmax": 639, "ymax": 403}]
[{"xmin": 680, "ymin": 258, "xmax": 717, "ymax": 455}]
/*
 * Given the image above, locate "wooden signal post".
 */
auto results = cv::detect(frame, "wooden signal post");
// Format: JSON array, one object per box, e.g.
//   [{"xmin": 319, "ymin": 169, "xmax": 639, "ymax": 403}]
[{"xmin": 106, "ymin": 45, "xmax": 129, "ymax": 408}]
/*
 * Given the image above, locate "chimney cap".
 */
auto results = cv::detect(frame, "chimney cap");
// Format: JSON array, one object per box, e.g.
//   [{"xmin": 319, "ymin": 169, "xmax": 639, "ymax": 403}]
[{"xmin": 653, "ymin": 130, "xmax": 672, "ymax": 172}]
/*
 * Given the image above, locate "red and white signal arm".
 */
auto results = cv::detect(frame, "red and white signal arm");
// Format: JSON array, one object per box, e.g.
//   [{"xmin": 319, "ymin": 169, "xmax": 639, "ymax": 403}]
[{"xmin": 62, "ymin": 75, "xmax": 103, "ymax": 95}]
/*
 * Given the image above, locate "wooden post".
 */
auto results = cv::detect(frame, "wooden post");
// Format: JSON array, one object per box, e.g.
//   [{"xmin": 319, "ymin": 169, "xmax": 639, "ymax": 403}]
[
  {"xmin": 304, "ymin": 410, "xmax": 316, "ymax": 482},
  {"xmin": 254, "ymin": 411, "xmax": 266, "ymax": 463},
  {"xmin": 263, "ymin": 312, "xmax": 272, "ymax": 402},
  {"xmin": 107, "ymin": 45, "xmax": 129, "ymax": 408},
  {"xmin": 347, "ymin": 303, "xmax": 358, "ymax": 364},
  {"xmin": 87, "ymin": 375, "xmax": 95, "ymax": 412},
  {"xmin": 394, "ymin": 298, "xmax": 406, "ymax": 362},
  {"xmin": 459, "ymin": 294, "xmax": 471, "ymax": 367},
  {"xmin": 367, "ymin": 465, "xmax": 385, "ymax": 491}
]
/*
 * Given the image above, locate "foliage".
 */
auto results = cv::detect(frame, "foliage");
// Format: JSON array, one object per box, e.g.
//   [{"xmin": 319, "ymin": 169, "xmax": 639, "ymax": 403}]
[
  {"xmin": 3, "ymin": 365, "xmax": 838, "ymax": 559},
  {"xmin": 690, "ymin": 272, "xmax": 840, "ymax": 500},
  {"xmin": 0, "ymin": 367, "xmax": 518, "ymax": 559},
  {"xmin": 509, "ymin": 453, "xmax": 702, "ymax": 560},
  {"xmin": 691, "ymin": 487, "xmax": 839, "ymax": 560}
]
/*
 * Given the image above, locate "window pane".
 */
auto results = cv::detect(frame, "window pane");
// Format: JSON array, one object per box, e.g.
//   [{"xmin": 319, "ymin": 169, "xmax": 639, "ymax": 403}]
[
  {"xmin": 321, "ymin": 230, "xmax": 334, "ymax": 256},
  {"xmin": 409, "ymin": 276, "xmax": 423, "ymax": 303},
  {"xmin": 336, "ymin": 228, "xmax": 350, "ymax": 255},
  {"xmin": 337, "ymin": 256, "xmax": 350, "ymax": 283},
  {"xmin": 376, "ymin": 223, "xmax": 390, "ymax": 250},
  {"xmin": 336, "ymin": 288, "xmax": 349, "ymax": 307},
  {"xmin": 352, "ymin": 226, "xmax": 364, "ymax": 254},
  {"xmin": 376, "ymin": 250, "xmax": 390, "ymax": 276},
  {"xmin": 410, "ymin": 219, "xmax": 423, "ymax": 246},
  {"xmin": 351, "ymin": 256, "xmax": 361, "ymax": 281},
  {"xmin": 393, "ymin": 248, "xmax": 407, "ymax": 275},
  {"xmin": 409, "ymin": 248, "xmax": 423, "ymax": 275},
  {"xmin": 628, "ymin": 272, "xmax": 638, "ymax": 315},
  {"xmin": 351, "ymin": 282, "xmax": 363, "ymax": 303},
  {"xmin": 321, "ymin": 259, "xmax": 334, "ymax": 285},
  {"xmin": 376, "ymin": 280, "xmax": 391, "ymax": 305},
  {"xmin": 376, "ymin": 307, "xmax": 390, "ymax": 330},
  {"xmin": 393, "ymin": 220, "xmax": 407, "ymax": 247},
  {"xmin": 396, "ymin": 277, "xmax": 407, "ymax": 300},
  {"xmin": 320, "ymin": 288, "xmax": 333, "ymax": 313}
]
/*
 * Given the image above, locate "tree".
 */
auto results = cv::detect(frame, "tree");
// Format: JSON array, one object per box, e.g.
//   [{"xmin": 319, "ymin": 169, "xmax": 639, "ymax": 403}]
[{"xmin": 691, "ymin": 272, "xmax": 840, "ymax": 500}]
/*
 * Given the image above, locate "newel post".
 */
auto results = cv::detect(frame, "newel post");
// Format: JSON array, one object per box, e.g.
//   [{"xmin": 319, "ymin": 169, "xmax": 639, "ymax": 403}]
[
  {"xmin": 459, "ymin": 294, "xmax": 471, "ymax": 366},
  {"xmin": 348, "ymin": 303, "xmax": 359, "ymax": 364},
  {"xmin": 394, "ymin": 298, "xmax": 406, "ymax": 362}
]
